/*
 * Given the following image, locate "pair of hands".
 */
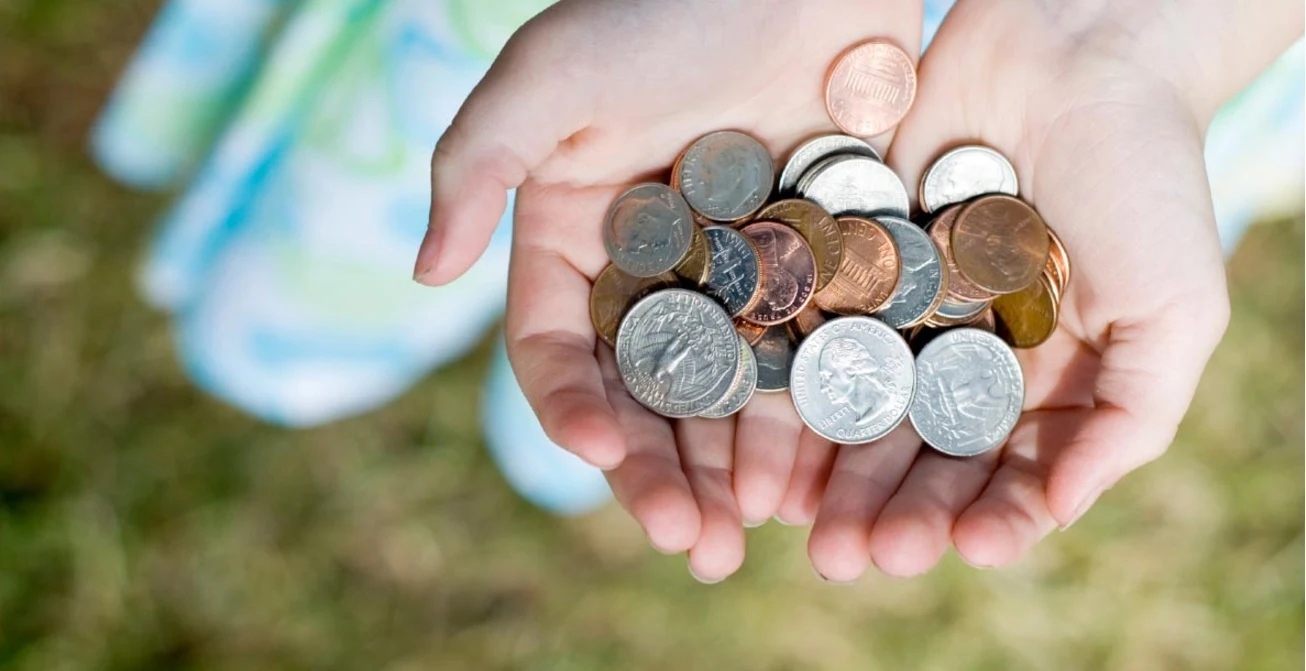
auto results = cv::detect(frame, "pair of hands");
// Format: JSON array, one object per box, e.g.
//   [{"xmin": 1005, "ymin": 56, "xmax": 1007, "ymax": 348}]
[{"xmin": 414, "ymin": 0, "xmax": 1234, "ymax": 583}]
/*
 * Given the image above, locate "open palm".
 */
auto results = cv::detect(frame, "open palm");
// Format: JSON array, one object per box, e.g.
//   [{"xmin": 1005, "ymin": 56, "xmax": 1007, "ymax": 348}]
[
  {"xmin": 415, "ymin": 0, "xmax": 924, "ymax": 581},
  {"xmin": 801, "ymin": 0, "xmax": 1231, "ymax": 581}
]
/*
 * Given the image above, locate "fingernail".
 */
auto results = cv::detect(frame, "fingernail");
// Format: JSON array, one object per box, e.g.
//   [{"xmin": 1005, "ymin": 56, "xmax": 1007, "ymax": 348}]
[
  {"xmin": 811, "ymin": 565, "xmax": 855, "ymax": 585},
  {"xmin": 412, "ymin": 225, "xmax": 441, "ymax": 285},
  {"xmin": 1061, "ymin": 484, "xmax": 1107, "ymax": 531},
  {"xmin": 772, "ymin": 514, "xmax": 798, "ymax": 527},
  {"xmin": 688, "ymin": 562, "xmax": 723, "ymax": 585},
  {"xmin": 743, "ymin": 518, "xmax": 768, "ymax": 529}
]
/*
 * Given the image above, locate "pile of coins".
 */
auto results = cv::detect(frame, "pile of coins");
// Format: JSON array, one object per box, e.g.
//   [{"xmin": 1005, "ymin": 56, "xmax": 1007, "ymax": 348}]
[{"xmin": 589, "ymin": 39, "xmax": 1070, "ymax": 456}]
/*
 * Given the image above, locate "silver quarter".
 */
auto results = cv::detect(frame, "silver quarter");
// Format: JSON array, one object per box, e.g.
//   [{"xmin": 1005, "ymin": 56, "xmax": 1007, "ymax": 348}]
[
  {"xmin": 790, "ymin": 316, "xmax": 915, "ymax": 444},
  {"xmin": 603, "ymin": 183, "xmax": 694, "ymax": 277},
  {"xmin": 700, "ymin": 334, "xmax": 758, "ymax": 418},
  {"xmin": 797, "ymin": 155, "xmax": 909, "ymax": 220},
  {"xmin": 910, "ymin": 328, "xmax": 1024, "ymax": 456},
  {"xmin": 778, "ymin": 134, "xmax": 881, "ymax": 197},
  {"xmin": 873, "ymin": 216, "xmax": 945, "ymax": 329},
  {"xmin": 678, "ymin": 131, "xmax": 774, "ymax": 222},
  {"xmin": 920, "ymin": 145, "xmax": 1019, "ymax": 213},
  {"xmin": 753, "ymin": 326, "xmax": 795, "ymax": 392},
  {"xmin": 616, "ymin": 289, "xmax": 739, "ymax": 418},
  {"xmin": 702, "ymin": 226, "xmax": 762, "ymax": 317}
]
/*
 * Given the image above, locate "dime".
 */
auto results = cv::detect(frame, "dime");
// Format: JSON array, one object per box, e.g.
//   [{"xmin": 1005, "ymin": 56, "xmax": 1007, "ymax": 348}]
[
  {"xmin": 797, "ymin": 154, "xmax": 909, "ymax": 219},
  {"xmin": 790, "ymin": 316, "xmax": 915, "ymax": 444},
  {"xmin": 926, "ymin": 296, "xmax": 991, "ymax": 327},
  {"xmin": 952, "ymin": 194, "xmax": 1050, "ymax": 295},
  {"xmin": 789, "ymin": 305, "xmax": 829, "ymax": 339},
  {"xmin": 919, "ymin": 145, "xmax": 1019, "ymax": 213},
  {"xmin": 589, "ymin": 265, "xmax": 679, "ymax": 348},
  {"xmin": 778, "ymin": 134, "xmax": 881, "ymax": 196},
  {"xmin": 616, "ymin": 289, "xmax": 740, "ymax": 418},
  {"xmin": 756, "ymin": 199, "xmax": 843, "ymax": 291},
  {"xmin": 1046, "ymin": 225, "xmax": 1071, "ymax": 295},
  {"xmin": 739, "ymin": 222, "xmax": 818, "ymax": 325},
  {"xmin": 824, "ymin": 39, "xmax": 917, "ymax": 137},
  {"xmin": 700, "ymin": 334, "xmax": 758, "ymax": 418},
  {"xmin": 604, "ymin": 183, "xmax": 695, "ymax": 277},
  {"xmin": 678, "ymin": 131, "xmax": 774, "ymax": 222},
  {"xmin": 873, "ymin": 216, "xmax": 947, "ymax": 329},
  {"xmin": 754, "ymin": 326, "xmax": 796, "ymax": 392},
  {"xmin": 813, "ymin": 217, "xmax": 901, "ymax": 315},
  {"xmin": 910, "ymin": 328, "xmax": 1024, "ymax": 457},
  {"xmin": 926, "ymin": 206, "xmax": 995, "ymax": 302},
  {"xmin": 673, "ymin": 224, "xmax": 712, "ymax": 286},
  {"xmin": 992, "ymin": 273, "xmax": 1059, "ymax": 348},
  {"xmin": 734, "ymin": 318, "xmax": 767, "ymax": 346},
  {"xmin": 701, "ymin": 226, "xmax": 762, "ymax": 316}
]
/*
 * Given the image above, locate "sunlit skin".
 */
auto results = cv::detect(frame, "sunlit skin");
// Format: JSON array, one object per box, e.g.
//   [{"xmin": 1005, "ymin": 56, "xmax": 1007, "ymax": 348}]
[{"xmin": 414, "ymin": 0, "xmax": 1300, "ymax": 583}]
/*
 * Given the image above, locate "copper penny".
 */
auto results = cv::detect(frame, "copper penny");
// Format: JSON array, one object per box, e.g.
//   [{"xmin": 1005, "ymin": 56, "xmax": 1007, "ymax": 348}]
[
  {"xmin": 734, "ymin": 318, "xmax": 767, "ymax": 346},
  {"xmin": 927, "ymin": 206, "xmax": 995, "ymax": 303},
  {"xmin": 951, "ymin": 194, "xmax": 1050, "ymax": 295},
  {"xmin": 788, "ymin": 305, "xmax": 829, "ymax": 340},
  {"xmin": 756, "ymin": 199, "xmax": 843, "ymax": 291},
  {"xmin": 589, "ymin": 265, "xmax": 679, "ymax": 348},
  {"xmin": 739, "ymin": 221, "xmax": 818, "ymax": 326},
  {"xmin": 968, "ymin": 306, "xmax": 997, "ymax": 333},
  {"xmin": 824, "ymin": 39, "xmax": 917, "ymax": 137},
  {"xmin": 993, "ymin": 272, "xmax": 1059, "ymax": 348},
  {"xmin": 673, "ymin": 224, "xmax": 712, "ymax": 286},
  {"xmin": 813, "ymin": 217, "xmax": 901, "ymax": 315},
  {"xmin": 1046, "ymin": 225, "xmax": 1071, "ymax": 296}
]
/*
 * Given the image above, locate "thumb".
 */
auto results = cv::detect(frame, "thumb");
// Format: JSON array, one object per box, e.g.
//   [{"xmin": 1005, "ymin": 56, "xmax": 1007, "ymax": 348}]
[{"xmin": 413, "ymin": 13, "xmax": 587, "ymax": 286}]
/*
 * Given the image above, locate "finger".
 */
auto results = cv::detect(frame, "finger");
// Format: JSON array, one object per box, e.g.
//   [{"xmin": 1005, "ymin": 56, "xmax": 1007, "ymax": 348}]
[
  {"xmin": 807, "ymin": 424, "xmax": 922, "ymax": 583},
  {"xmin": 1047, "ymin": 303, "xmax": 1228, "ymax": 527},
  {"xmin": 952, "ymin": 410, "xmax": 1085, "ymax": 568},
  {"xmin": 733, "ymin": 393, "xmax": 804, "ymax": 526},
  {"xmin": 867, "ymin": 448, "xmax": 1000, "ymax": 577},
  {"xmin": 598, "ymin": 346, "xmax": 701, "ymax": 554},
  {"xmin": 416, "ymin": 10, "xmax": 588, "ymax": 285},
  {"xmin": 775, "ymin": 428, "xmax": 838, "ymax": 526},
  {"xmin": 676, "ymin": 417, "xmax": 745, "ymax": 583}
]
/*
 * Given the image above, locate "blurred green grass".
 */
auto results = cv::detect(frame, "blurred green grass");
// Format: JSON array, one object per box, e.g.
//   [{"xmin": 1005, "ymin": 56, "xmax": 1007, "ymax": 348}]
[{"xmin": 0, "ymin": 2, "xmax": 1302, "ymax": 669}]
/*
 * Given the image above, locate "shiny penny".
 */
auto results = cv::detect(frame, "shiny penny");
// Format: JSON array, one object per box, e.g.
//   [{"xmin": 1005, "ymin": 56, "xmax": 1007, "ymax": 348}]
[
  {"xmin": 824, "ymin": 39, "xmax": 917, "ymax": 137},
  {"xmin": 910, "ymin": 328, "xmax": 1023, "ymax": 457},
  {"xmin": 699, "ymin": 334, "xmax": 758, "ymax": 419},
  {"xmin": 589, "ymin": 265, "xmax": 679, "ymax": 348},
  {"xmin": 678, "ymin": 131, "xmax": 774, "ymax": 222},
  {"xmin": 603, "ymin": 182, "xmax": 694, "ymax": 277},
  {"xmin": 756, "ymin": 199, "xmax": 843, "ymax": 291},
  {"xmin": 920, "ymin": 145, "xmax": 1019, "ymax": 213},
  {"xmin": 734, "ymin": 318, "xmax": 767, "ymax": 346},
  {"xmin": 789, "ymin": 305, "xmax": 829, "ymax": 339},
  {"xmin": 701, "ymin": 226, "xmax": 762, "ymax": 316},
  {"xmin": 952, "ymin": 194, "xmax": 1051, "ymax": 295},
  {"xmin": 814, "ymin": 217, "xmax": 901, "ymax": 315},
  {"xmin": 778, "ymin": 134, "xmax": 881, "ymax": 196},
  {"xmin": 1046, "ymin": 225, "xmax": 1071, "ymax": 295},
  {"xmin": 739, "ymin": 221, "xmax": 818, "ymax": 326},
  {"xmin": 753, "ymin": 325, "xmax": 796, "ymax": 393},
  {"xmin": 873, "ymin": 216, "xmax": 947, "ymax": 329},
  {"xmin": 993, "ymin": 272, "xmax": 1059, "ymax": 348},
  {"xmin": 798, "ymin": 154, "xmax": 909, "ymax": 220},
  {"xmin": 926, "ymin": 206, "xmax": 995, "ymax": 303}
]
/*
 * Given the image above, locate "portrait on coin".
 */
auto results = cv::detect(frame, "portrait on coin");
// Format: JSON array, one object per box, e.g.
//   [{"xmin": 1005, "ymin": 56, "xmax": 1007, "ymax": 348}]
[{"xmin": 818, "ymin": 337, "xmax": 893, "ymax": 426}]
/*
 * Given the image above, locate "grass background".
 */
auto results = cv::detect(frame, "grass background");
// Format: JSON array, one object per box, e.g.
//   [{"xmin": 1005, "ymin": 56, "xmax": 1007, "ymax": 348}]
[{"xmin": 0, "ymin": 1, "xmax": 1302, "ymax": 669}]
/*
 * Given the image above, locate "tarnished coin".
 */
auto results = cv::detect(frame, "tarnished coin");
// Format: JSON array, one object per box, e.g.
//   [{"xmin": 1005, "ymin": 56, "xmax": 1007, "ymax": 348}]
[
  {"xmin": 778, "ymin": 134, "xmax": 881, "ymax": 196},
  {"xmin": 616, "ymin": 289, "xmax": 740, "ymax": 418},
  {"xmin": 589, "ymin": 265, "xmax": 679, "ymax": 348},
  {"xmin": 873, "ymin": 216, "xmax": 947, "ymax": 329},
  {"xmin": 754, "ymin": 326, "xmax": 796, "ymax": 392},
  {"xmin": 926, "ymin": 296, "xmax": 991, "ymax": 327},
  {"xmin": 797, "ymin": 154, "xmax": 909, "ymax": 219},
  {"xmin": 739, "ymin": 222, "xmax": 818, "ymax": 326},
  {"xmin": 756, "ymin": 199, "xmax": 843, "ymax": 291},
  {"xmin": 910, "ymin": 328, "xmax": 1024, "ymax": 457},
  {"xmin": 700, "ymin": 334, "xmax": 758, "ymax": 418},
  {"xmin": 814, "ymin": 217, "xmax": 901, "ymax": 315},
  {"xmin": 790, "ymin": 316, "xmax": 915, "ymax": 444},
  {"xmin": 789, "ymin": 305, "xmax": 829, "ymax": 339},
  {"xmin": 701, "ymin": 226, "xmax": 762, "ymax": 316},
  {"xmin": 920, "ymin": 145, "xmax": 1019, "ymax": 213},
  {"xmin": 926, "ymin": 207, "xmax": 994, "ymax": 302},
  {"xmin": 1046, "ymin": 225, "xmax": 1071, "ymax": 295},
  {"xmin": 673, "ymin": 224, "xmax": 712, "ymax": 286},
  {"xmin": 969, "ymin": 307, "xmax": 997, "ymax": 333},
  {"xmin": 824, "ymin": 39, "xmax": 917, "ymax": 137},
  {"xmin": 604, "ymin": 183, "xmax": 694, "ymax": 277},
  {"xmin": 952, "ymin": 195, "xmax": 1050, "ymax": 295},
  {"xmin": 993, "ymin": 273, "xmax": 1059, "ymax": 348},
  {"xmin": 678, "ymin": 131, "xmax": 774, "ymax": 222},
  {"xmin": 734, "ymin": 318, "xmax": 767, "ymax": 346}
]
